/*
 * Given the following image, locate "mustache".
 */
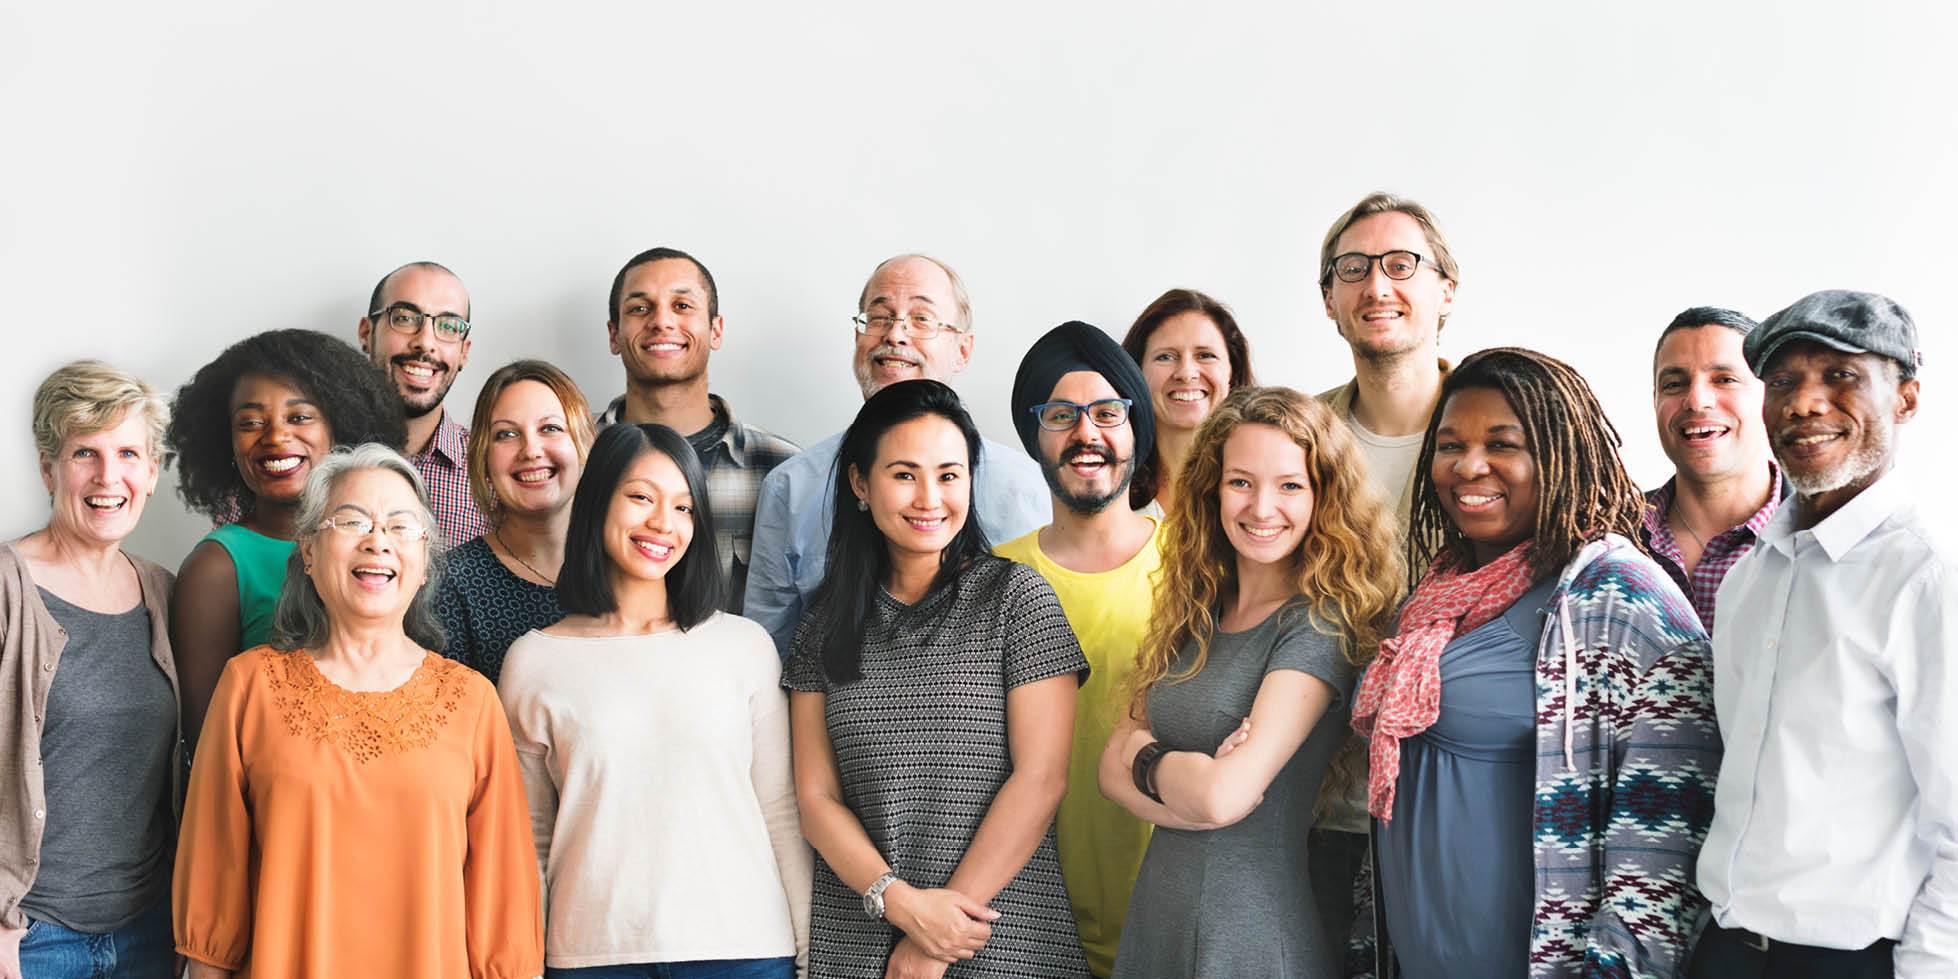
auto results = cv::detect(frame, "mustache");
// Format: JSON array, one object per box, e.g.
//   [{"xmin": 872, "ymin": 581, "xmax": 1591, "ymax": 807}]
[
  {"xmin": 867, "ymin": 345, "xmax": 922, "ymax": 366},
  {"xmin": 392, "ymin": 353, "xmax": 450, "ymax": 372}
]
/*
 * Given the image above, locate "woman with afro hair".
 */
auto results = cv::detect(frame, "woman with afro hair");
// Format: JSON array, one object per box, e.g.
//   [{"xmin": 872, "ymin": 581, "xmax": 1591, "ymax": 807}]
[{"xmin": 166, "ymin": 328, "xmax": 406, "ymax": 756}]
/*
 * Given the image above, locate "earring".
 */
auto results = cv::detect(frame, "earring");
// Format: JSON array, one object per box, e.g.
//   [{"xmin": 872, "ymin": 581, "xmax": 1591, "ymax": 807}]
[{"xmin": 856, "ymin": 498, "xmax": 868, "ymax": 511}]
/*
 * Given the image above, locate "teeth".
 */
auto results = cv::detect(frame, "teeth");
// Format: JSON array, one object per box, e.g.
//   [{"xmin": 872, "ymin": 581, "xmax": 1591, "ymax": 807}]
[
  {"xmin": 1792, "ymin": 433, "xmax": 1834, "ymax": 446},
  {"xmin": 1244, "ymin": 526, "xmax": 1283, "ymax": 540},
  {"xmin": 352, "ymin": 566, "xmax": 395, "ymax": 580},
  {"xmin": 515, "ymin": 469, "xmax": 552, "ymax": 484},
  {"xmin": 261, "ymin": 457, "xmax": 301, "ymax": 473},
  {"xmin": 84, "ymin": 495, "xmax": 127, "ymax": 509},
  {"xmin": 647, "ymin": 342, "xmax": 682, "ymax": 352},
  {"xmin": 1459, "ymin": 494, "xmax": 1500, "ymax": 505},
  {"xmin": 1168, "ymin": 391, "xmax": 1206, "ymax": 402},
  {"xmin": 907, "ymin": 517, "xmax": 945, "ymax": 530},
  {"xmin": 634, "ymin": 540, "xmax": 672, "ymax": 560},
  {"xmin": 1071, "ymin": 454, "xmax": 1106, "ymax": 465},
  {"xmin": 400, "ymin": 363, "xmax": 435, "ymax": 378}
]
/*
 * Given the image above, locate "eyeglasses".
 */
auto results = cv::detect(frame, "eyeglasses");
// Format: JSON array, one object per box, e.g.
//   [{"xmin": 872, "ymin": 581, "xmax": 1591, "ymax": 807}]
[
  {"xmin": 1028, "ymin": 398, "xmax": 1133, "ymax": 432},
  {"xmin": 317, "ymin": 515, "xmax": 430, "ymax": 542},
  {"xmin": 852, "ymin": 312, "xmax": 963, "ymax": 339},
  {"xmin": 371, "ymin": 303, "xmax": 472, "ymax": 342},
  {"xmin": 1326, "ymin": 250, "xmax": 1440, "ymax": 284}
]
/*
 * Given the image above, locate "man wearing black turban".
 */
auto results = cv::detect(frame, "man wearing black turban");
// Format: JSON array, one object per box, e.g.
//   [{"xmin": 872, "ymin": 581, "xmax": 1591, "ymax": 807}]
[{"xmin": 995, "ymin": 320, "xmax": 1163, "ymax": 977}]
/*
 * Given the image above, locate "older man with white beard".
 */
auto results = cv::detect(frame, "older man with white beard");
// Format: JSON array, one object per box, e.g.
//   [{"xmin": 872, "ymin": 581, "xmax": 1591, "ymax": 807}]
[
  {"xmin": 742, "ymin": 253, "xmax": 1049, "ymax": 656},
  {"xmin": 1692, "ymin": 291, "xmax": 1956, "ymax": 979}
]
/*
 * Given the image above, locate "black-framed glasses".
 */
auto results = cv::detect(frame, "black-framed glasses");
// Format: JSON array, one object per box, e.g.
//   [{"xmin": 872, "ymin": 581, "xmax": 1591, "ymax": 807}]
[
  {"xmin": 1327, "ymin": 250, "xmax": 1439, "ymax": 284},
  {"xmin": 851, "ymin": 312, "xmax": 963, "ymax": 339},
  {"xmin": 1028, "ymin": 398, "xmax": 1133, "ymax": 432},
  {"xmin": 317, "ymin": 515, "xmax": 430, "ymax": 542},
  {"xmin": 371, "ymin": 303, "xmax": 471, "ymax": 342}
]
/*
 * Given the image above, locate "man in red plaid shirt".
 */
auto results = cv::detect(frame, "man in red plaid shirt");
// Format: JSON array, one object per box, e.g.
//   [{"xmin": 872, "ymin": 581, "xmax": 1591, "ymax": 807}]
[
  {"xmin": 356, "ymin": 260, "xmax": 490, "ymax": 547},
  {"xmin": 1642, "ymin": 306, "xmax": 1785, "ymax": 631}
]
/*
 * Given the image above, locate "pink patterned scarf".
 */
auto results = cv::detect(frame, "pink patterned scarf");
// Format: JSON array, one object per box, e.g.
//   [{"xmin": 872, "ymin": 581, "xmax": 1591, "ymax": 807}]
[{"xmin": 1350, "ymin": 542, "xmax": 1535, "ymax": 821}]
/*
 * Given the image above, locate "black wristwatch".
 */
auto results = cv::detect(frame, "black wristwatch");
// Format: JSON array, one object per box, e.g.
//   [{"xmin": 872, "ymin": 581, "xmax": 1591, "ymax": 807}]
[{"xmin": 1131, "ymin": 740, "xmax": 1169, "ymax": 804}]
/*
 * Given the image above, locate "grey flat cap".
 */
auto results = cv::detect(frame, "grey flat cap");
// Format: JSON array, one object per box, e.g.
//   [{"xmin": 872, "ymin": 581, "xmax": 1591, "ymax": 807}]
[{"xmin": 1746, "ymin": 289, "xmax": 1922, "ymax": 375}]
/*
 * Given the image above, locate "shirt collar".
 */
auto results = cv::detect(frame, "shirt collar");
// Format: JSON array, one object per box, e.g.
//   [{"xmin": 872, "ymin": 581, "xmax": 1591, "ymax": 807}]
[
  {"xmin": 1644, "ymin": 461, "xmax": 1783, "ymax": 545},
  {"xmin": 599, "ymin": 394, "xmax": 749, "ymax": 465},
  {"xmin": 420, "ymin": 410, "xmax": 469, "ymax": 467},
  {"xmin": 1761, "ymin": 467, "xmax": 1908, "ymax": 562}
]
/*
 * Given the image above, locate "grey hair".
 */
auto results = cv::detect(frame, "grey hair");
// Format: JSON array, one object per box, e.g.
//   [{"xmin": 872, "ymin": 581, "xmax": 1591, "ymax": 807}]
[
  {"xmin": 270, "ymin": 443, "xmax": 448, "ymax": 652},
  {"xmin": 857, "ymin": 253, "xmax": 974, "ymax": 331}
]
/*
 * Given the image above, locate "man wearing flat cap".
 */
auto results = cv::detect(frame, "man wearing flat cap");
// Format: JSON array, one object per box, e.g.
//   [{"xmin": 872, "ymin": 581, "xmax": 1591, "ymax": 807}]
[
  {"xmin": 1693, "ymin": 290, "xmax": 1956, "ymax": 978},
  {"xmin": 996, "ymin": 321, "xmax": 1162, "ymax": 977}
]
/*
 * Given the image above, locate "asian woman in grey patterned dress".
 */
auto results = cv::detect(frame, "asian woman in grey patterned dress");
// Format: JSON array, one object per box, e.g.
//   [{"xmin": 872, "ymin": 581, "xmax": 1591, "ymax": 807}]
[
  {"xmin": 784, "ymin": 380, "xmax": 1090, "ymax": 979},
  {"xmin": 1100, "ymin": 387, "xmax": 1402, "ymax": 978}
]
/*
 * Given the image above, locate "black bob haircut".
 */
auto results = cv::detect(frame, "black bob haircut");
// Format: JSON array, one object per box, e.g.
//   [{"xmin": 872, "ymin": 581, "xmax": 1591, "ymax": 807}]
[
  {"xmin": 556, "ymin": 423, "xmax": 723, "ymax": 628},
  {"xmin": 811, "ymin": 379, "xmax": 990, "ymax": 685},
  {"xmin": 607, "ymin": 246, "xmax": 720, "ymax": 322},
  {"xmin": 167, "ymin": 329, "xmax": 407, "ymax": 520}
]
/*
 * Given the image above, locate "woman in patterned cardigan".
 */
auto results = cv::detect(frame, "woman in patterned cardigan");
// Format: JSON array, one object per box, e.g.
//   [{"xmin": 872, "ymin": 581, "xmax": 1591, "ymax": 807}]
[{"xmin": 1351, "ymin": 347, "xmax": 1720, "ymax": 979}]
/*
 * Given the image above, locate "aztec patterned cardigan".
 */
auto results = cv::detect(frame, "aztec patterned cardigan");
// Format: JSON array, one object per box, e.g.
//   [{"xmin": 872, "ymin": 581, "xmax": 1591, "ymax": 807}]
[{"xmin": 1367, "ymin": 533, "xmax": 1722, "ymax": 979}]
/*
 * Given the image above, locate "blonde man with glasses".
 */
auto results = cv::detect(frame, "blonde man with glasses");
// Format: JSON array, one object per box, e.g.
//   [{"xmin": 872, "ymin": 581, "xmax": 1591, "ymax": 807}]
[{"xmin": 743, "ymin": 253, "xmax": 1049, "ymax": 658}]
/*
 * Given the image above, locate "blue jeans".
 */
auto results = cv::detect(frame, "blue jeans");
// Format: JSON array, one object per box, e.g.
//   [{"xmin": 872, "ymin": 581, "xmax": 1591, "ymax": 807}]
[
  {"xmin": 546, "ymin": 957, "xmax": 795, "ymax": 979},
  {"xmin": 17, "ymin": 900, "xmax": 174, "ymax": 979}
]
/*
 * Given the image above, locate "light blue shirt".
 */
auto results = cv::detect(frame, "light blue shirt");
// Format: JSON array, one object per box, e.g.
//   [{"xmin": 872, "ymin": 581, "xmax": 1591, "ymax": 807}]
[{"xmin": 742, "ymin": 431, "xmax": 1052, "ymax": 657}]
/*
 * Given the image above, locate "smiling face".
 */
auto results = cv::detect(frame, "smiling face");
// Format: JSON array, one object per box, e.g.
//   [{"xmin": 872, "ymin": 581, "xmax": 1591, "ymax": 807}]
[
  {"xmin": 1322, "ymin": 210, "xmax": 1455, "ymax": 361},
  {"xmin": 230, "ymin": 372, "xmax": 335, "ymax": 506},
  {"xmin": 1761, "ymin": 341, "xmax": 1917, "ymax": 513},
  {"xmin": 607, "ymin": 257, "xmax": 723, "ymax": 388},
  {"xmin": 1141, "ymin": 311, "xmax": 1233, "ymax": 435},
  {"xmin": 302, "ymin": 467, "xmax": 430, "ymax": 628},
  {"xmin": 852, "ymin": 257, "xmax": 974, "ymax": 398},
  {"xmin": 39, "ymin": 408, "xmax": 162, "ymax": 549},
  {"xmin": 1217, "ymin": 423, "xmax": 1314, "ymax": 567},
  {"xmin": 601, "ymin": 448, "xmax": 696, "ymax": 585},
  {"xmin": 1432, "ymin": 386, "xmax": 1539, "ymax": 566},
  {"xmin": 1036, "ymin": 370, "xmax": 1136, "ymax": 515},
  {"xmin": 1653, "ymin": 324, "xmax": 1769, "ymax": 486},
  {"xmin": 358, "ymin": 265, "xmax": 472, "ymax": 418},
  {"xmin": 486, "ymin": 379, "xmax": 583, "ymax": 519},
  {"xmin": 849, "ymin": 414, "xmax": 972, "ymax": 567}
]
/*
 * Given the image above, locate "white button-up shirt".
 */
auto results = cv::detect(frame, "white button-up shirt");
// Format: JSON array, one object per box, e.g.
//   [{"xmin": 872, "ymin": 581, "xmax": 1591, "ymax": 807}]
[{"xmin": 1698, "ymin": 471, "xmax": 1958, "ymax": 973}]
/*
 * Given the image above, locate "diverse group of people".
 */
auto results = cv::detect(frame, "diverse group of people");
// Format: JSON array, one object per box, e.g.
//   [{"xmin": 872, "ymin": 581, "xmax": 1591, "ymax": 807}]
[{"xmin": 0, "ymin": 191, "xmax": 1947, "ymax": 979}]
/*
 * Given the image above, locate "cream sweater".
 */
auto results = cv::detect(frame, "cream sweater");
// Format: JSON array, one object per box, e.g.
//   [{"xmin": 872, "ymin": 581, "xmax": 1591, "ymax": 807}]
[{"xmin": 498, "ymin": 612, "xmax": 811, "ymax": 970}]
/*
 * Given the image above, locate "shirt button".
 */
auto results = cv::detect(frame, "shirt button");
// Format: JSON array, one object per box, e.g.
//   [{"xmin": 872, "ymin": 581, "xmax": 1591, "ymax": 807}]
[{"xmin": 33, "ymin": 809, "xmax": 44, "ymax": 820}]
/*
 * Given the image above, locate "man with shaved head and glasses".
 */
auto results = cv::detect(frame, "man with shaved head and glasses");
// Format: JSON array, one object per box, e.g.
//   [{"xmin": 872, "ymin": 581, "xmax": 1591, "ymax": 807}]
[
  {"xmin": 356, "ymin": 260, "xmax": 488, "ymax": 546},
  {"xmin": 743, "ymin": 253, "xmax": 1049, "ymax": 657},
  {"xmin": 1309, "ymin": 192, "xmax": 1462, "ymax": 969}
]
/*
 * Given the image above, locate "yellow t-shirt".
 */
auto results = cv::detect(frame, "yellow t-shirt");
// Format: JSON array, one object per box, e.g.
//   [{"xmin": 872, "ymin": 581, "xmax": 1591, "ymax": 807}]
[{"xmin": 994, "ymin": 522, "xmax": 1162, "ymax": 978}]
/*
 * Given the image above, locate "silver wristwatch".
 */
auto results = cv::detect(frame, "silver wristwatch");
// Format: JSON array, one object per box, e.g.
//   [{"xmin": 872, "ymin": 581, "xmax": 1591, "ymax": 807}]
[{"xmin": 862, "ymin": 871, "xmax": 901, "ymax": 920}]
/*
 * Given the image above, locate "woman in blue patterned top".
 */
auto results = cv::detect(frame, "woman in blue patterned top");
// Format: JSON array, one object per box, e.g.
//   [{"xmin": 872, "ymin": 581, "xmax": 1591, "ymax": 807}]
[
  {"xmin": 1351, "ymin": 347, "xmax": 1720, "ymax": 978},
  {"xmin": 785, "ymin": 379, "xmax": 1090, "ymax": 979},
  {"xmin": 435, "ymin": 360, "xmax": 595, "ymax": 683}
]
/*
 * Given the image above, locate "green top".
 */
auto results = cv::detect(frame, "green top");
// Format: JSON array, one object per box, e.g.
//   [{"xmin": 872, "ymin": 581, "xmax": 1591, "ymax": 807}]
[{"xmin": 202, "ymin": 523, "xmax": 296, "ymax": 650}]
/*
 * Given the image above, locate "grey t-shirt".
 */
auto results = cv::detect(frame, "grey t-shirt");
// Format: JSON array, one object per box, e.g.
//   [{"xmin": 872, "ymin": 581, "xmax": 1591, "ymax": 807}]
[
  {"xmin": 20, "ymin": 588, "xmax": 175, "ymax": 932},
  {"xmin": 1113, "ymin": 602, "xmax": 1357, "ymax": 979}
]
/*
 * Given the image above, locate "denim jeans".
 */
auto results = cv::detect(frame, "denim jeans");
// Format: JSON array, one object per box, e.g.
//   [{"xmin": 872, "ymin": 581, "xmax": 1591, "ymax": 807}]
[
  {"xmin": 545, "ymin": 956, "xmax": 796, "ymax": 979},
  {"xmin": 16, "ymin": 900, "xmax": 174, "ymax": 979}
]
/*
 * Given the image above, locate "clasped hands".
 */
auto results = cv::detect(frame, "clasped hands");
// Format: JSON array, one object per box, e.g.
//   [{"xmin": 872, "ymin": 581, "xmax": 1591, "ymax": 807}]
[{"xmin": 881, "ymin": 880, "xmax": 999, "ymax": 979}]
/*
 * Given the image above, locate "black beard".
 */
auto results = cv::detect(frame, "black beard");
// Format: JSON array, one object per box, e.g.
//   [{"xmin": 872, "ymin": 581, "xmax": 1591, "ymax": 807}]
[{"xmin": 1041, "ymin": 445, "xmax": 1136, "ymax": 516}]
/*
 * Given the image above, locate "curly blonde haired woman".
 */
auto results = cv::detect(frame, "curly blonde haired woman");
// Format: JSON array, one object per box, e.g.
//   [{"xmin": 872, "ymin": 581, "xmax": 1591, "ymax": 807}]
[{"xmin": 1099, "ymin": 386, "xmax": 1401, "ymax": 979}]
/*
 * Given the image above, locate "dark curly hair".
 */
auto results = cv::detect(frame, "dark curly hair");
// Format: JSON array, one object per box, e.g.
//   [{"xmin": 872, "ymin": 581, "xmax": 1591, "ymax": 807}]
[{"xmin": 167, "ymin": 329, "xmax": 407, "ymax": 519}]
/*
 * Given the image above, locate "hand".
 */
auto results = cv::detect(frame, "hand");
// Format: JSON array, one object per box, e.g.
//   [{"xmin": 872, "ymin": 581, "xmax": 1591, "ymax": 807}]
[
  {"xmin": 881, "ymin": 881, "xmax": 995, "ymax": 961},
  {"xmin": 2, "ymin": 922, "xmax": 24, "ymax": 979},
  {"xmin": 1213, "ymin": 717, "xmax": 1251, "ymax": 758},
  {"xmin": 884, "ymin": 936, "xmax": 953, "ymax": 979}
]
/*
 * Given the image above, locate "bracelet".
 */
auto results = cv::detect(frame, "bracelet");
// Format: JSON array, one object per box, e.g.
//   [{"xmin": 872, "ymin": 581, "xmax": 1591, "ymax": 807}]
[{"xmin": 1131, "ymin": 740, "xmax": 1169, "ymax": 804}]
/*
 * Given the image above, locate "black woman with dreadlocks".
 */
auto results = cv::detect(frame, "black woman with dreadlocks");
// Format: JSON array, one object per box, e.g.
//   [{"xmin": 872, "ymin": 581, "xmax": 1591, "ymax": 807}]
[{"xmin": 1349, "ymin": 347, "xmax": 1720, "ymax": 978}]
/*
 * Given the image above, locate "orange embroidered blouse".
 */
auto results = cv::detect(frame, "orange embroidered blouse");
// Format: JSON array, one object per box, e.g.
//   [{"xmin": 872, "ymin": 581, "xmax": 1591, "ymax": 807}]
[{"xmin": 173, "ymin": 646, "xmax": 543, "ymax": 978}]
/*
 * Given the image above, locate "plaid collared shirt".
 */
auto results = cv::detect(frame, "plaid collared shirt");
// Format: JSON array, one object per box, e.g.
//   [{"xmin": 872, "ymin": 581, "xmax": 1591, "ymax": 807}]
[
  {"xmin": 411, "ymin": 410, "xmax": 490, "ymax": 549},
  {"xmin": 1640, "ymin": 464, "xmax": 1783, "ymax": 632},
  {"xmin": 597, "ymin": 393, "xmax": 800, "ymax": 613}
]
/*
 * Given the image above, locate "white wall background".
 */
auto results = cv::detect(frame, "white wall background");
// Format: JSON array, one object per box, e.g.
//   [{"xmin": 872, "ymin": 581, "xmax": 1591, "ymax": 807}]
[{"xmin": 5, "ymin": 1, "xmax": 1953, "ymax": 566}]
